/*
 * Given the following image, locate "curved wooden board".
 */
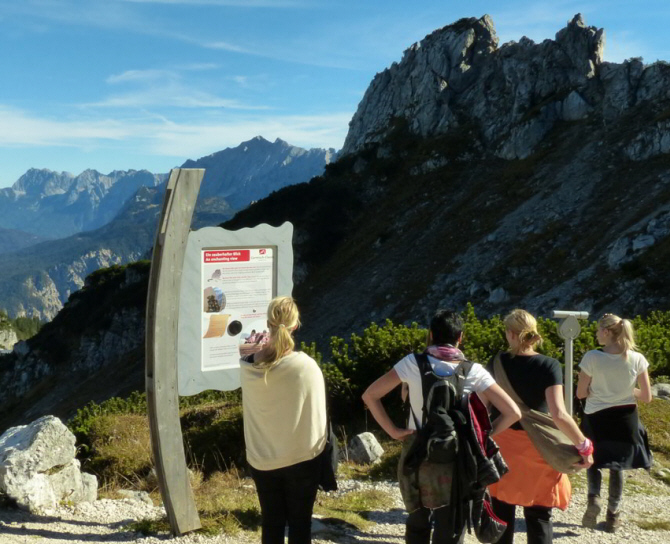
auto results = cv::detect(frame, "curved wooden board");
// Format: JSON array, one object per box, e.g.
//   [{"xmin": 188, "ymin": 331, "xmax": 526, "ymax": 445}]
[{"xmin": 146, "ymin": 168, "xmax": 203, "ymax": 535}]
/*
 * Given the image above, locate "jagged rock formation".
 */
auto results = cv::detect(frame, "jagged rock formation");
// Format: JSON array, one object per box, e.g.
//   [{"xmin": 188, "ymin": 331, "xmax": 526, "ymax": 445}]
[
  {"xmin": 183, "ymin": 136, "xmax": 336, "ymax": 209},
  {"xmin": 342, "ymin": 14, "xmax": 610, "ymax": 160},
  {"xmin": 0, "ymin": 416, "xmax": 97, "ymax": 511},
  {"xmin": 225, "ymin": 14, "xmax": 670, "ymax": 344}
]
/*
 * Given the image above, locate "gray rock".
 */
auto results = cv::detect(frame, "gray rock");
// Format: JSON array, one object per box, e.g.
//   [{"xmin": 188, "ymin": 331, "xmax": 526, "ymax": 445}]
[
  {"xmin": 116, "ymin": 489, "xmax": 152, "ymax": 505},
  {"xmin": 348, "ymin": 432, "xmax": 385, "ymax": 464},
  {"xmin": 80, "ymin": 473, "xmax": 98, "ymax": 503},
  {"xmin": 488, "ymin": 287, "xmax": 508, "ymax": 304},
  {"xmin": 0, "ymin": 416, "xmax": 96, "ymax": 512},
  {"xmin": 560, "ymin": 90, "xmax": 591, "ymax": 121},
  {"xmin": 632, "ymin": 234, "xmax": 655, "ymax": 252},
  {"xmin": 0, "ymin": 328, "xmax": 18, "ymax": 351},
  {"xmin": 652, "ymin": 383, "xmax": 670, "ymax": 399},
  {"xmin": 341, "ymin": 14, "xmax": 607, "ymax": 162},
  {"xmin": 607, "ymin": 238, "xmax": 630, "ymax": 268}
]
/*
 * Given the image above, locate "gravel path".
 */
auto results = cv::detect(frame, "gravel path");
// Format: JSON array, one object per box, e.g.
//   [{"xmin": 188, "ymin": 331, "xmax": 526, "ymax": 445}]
[{"xmin": 0, "ymin": 472, "xmax": 668, "ymax": 544}]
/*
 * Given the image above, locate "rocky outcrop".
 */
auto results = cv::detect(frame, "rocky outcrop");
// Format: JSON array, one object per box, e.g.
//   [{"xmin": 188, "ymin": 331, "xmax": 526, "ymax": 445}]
[
  {"xmin": 0, "ymin": 328, "xmax": 18, "ymax": 350},
  {"xmin": 0, "ymin": 416, "xmax": 97, "ymax": 512},
  {"xmin": 342, "ymin": 14, "xmax": 669, "ymax": 163},
  {"xmin": 0, "ymin": 263, "xmax": 149, "ymax": 431}
]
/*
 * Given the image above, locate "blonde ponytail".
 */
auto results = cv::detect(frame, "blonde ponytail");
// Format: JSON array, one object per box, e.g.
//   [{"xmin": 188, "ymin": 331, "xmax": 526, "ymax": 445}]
[
  {"xmin": 599, "ymin": 313, "xmax": 636, "ymax": 353},
  {"xmin": 253, "ymin": 296, "xmax": 300, "ymax": 372}
]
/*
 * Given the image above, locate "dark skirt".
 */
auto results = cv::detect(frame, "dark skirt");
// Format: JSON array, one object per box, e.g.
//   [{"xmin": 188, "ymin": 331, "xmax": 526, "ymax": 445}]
[{"xmin": 581, "ymin": 404, "xmax": 652, "ymax": 471}]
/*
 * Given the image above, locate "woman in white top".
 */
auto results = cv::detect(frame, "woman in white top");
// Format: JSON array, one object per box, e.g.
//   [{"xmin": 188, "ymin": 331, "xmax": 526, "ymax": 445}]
[
  {"xmin": 576, "ymin": 313, "xmax": 653, "ymax": 533},
  {"xmin": 240, "ymin": 296, "xmax": 327, "ymax": 544}
]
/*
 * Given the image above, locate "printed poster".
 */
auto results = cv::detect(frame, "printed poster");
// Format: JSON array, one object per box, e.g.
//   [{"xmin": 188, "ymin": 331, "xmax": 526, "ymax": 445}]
[{"xmin": 201, "ymin": 247, "xmax": 275, "ymax": 370}]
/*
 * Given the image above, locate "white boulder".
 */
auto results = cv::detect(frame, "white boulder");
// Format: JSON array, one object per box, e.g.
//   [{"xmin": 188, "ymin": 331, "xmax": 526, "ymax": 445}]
[
  {"xmin": 348, "ymin": 432, "xmax": 385, "ymax": 464},
  {"xmin": 0, "ymin": 415, "xmax": 97, "ymax": 512}
]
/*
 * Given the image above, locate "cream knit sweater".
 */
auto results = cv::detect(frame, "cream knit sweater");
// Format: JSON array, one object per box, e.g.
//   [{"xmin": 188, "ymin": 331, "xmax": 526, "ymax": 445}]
[{"xmin": 240, "ymin": 351, "xmax": 327, "ymax": 471}]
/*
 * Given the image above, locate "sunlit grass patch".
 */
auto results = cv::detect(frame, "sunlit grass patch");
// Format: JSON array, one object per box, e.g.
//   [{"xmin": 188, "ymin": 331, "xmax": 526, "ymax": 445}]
[
  {"xmin": 634, "ymin": 518, "xmax": 670, "ymax": 531},
  {"xmin": 315, "ymin": 488, "xmax": 394, "ymax": 531}
]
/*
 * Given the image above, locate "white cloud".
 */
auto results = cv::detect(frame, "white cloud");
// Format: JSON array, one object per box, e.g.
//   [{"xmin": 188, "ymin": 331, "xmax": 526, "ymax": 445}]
[
  {"xmin": 106, "ymin": 69, "xmax": 176, "ymax": 84},
  {"xmin": 0, "ymin": 105, "xmax": 349, "ymax": 158},
  {"xmin": 0, "ymin": 107, "xmax": 130, "ymax": 146}
]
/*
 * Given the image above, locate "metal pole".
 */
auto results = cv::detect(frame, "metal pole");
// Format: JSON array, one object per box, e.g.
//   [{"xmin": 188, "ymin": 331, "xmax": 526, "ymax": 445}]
[{"xmin": 564, "ymin": 337, "xmax": 574, "ymax": 415}]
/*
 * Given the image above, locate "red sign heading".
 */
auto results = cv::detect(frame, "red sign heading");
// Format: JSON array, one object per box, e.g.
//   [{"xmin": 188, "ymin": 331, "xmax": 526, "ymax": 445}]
[{"xmin": 204, "ymin": 250, "xmax": 251, "ymax": 263}]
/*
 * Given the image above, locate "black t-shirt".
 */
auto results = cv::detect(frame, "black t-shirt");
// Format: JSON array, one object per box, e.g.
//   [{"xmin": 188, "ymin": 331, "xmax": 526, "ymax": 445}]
[{"xmin": 486, "ymin": 352, "xmax": 563, "ymax": 430}]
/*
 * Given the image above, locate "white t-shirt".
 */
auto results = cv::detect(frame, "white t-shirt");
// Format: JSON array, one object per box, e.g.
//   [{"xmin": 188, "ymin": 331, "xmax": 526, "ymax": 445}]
[
  {"xmin": 394, "ymin": 353, "xmax": 496, "ymax": 430},
  {"xmin": 579, "ymin": 349, "xmax": 649, "ymax": 414}
]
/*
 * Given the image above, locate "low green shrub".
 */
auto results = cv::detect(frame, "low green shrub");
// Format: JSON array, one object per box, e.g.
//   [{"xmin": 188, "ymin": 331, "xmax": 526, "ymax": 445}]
[{"xmin": 68, "ymin": 304, "xmax": 670, "ymax": 491}]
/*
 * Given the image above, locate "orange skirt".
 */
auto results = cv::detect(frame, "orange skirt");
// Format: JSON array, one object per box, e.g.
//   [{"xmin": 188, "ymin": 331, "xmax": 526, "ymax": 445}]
[{"xmin": 488, "ymin": 428, "xmax": 571, "ymax": 510}]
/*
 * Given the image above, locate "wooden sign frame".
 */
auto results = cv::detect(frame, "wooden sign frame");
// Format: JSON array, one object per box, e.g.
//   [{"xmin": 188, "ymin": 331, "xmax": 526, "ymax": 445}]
[{"xmin": 146, "ymin": 168, "xmax": 203, "ymax": 535}]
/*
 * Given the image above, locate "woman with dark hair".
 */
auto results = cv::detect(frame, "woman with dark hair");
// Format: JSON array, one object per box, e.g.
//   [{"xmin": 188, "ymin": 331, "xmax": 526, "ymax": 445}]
[
  {"xmin": 487, "ymin": 309, "xmax": 593, "ymax": 544},
  {"xmin": 240, "ymin": 296, "xmax": 327, "ymax": 544},
  {"xmin": 362, "ymin": 309, "xmax": 521, "ymax": 544},
  {"xmin": 577, "ymin": 313, "xmax": 652, "ymax": 533}
]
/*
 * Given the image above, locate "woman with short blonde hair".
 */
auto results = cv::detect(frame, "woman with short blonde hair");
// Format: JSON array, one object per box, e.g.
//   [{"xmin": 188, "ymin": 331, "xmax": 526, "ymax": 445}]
[
  {"xmin": 488, "ymin": 309, "xmax": 592, "ymax": 544},
  {"xmin": 240, "ymin": 296, "xmax": 327, "ymax": 544},
  {"xmin": 576, "ymin": 313, "xmax": 652, "ymax": 533}
]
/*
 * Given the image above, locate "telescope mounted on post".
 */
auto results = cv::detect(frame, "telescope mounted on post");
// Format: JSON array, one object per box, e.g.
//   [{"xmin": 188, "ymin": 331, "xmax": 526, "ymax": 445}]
[{"xmin": 552, "ymin": 310, "xmax": 590, "ymax": 415}]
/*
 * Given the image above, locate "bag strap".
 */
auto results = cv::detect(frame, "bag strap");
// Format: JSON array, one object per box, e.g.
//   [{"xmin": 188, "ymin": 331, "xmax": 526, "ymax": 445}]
[
  {"xmin": 322, "ymin": 373, "xmax": 334, "ymax": 437},
  {"xmin": 454, "ymin": 359, "xmax": 473, "ymax": 401},
  {"xmin": 414, "ymin": 351, "xmax": 432, "ymax": 428},
  {"xmin": 492, "ymin": 352, "xmax": 529, "ymax": 412}
]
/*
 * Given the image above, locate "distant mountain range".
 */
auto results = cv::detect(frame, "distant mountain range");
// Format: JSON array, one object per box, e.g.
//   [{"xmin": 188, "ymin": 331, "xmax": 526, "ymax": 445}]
[
  {"xmin": 0, "ymin": 136, "xmax": 334, "ymax": 319},
  {"xmin": 0, "ymin": 169, "xmax": 166, "ymax": 241}
]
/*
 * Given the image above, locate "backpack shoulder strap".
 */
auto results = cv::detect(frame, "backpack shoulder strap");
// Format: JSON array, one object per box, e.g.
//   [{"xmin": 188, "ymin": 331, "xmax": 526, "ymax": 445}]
[
  {"xmin": 453, "ymin": 359, "xmax": 474, "ymax": 402},
  {"xmin": 413, "ymin": 351, "xmax": 434, "ymax": 427}
]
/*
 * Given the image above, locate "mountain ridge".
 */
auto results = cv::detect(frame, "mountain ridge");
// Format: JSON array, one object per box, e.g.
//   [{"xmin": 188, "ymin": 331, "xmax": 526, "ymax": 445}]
[{"xmin": 0, "ymin": 137, "xmax": 333, "ymax": 320}]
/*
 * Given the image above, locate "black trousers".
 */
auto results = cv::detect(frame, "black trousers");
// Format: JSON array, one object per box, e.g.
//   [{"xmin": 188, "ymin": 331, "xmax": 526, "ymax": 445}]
[
  {"xmin": 250, "ymin": 455, "xmax": 322, "ymax": 544},
  {"xmin": 491, "ymin": 498, "xmax": 553, "ymax": 544},
  {"xmin": 405, "ymin": 505, "xmax": 466, "ymax": 544}
]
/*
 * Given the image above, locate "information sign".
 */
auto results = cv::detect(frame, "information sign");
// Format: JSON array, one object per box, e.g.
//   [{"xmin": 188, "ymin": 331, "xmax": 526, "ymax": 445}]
[{"xmin": 178, "ymin": 222, "xmax": 293, "ymax": 395}]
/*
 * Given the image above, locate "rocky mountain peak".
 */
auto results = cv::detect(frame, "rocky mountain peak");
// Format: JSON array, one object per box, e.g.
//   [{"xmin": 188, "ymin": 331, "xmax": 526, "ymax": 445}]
[
  {"xmin": 13, "ymin": 169, "xmax": 74, "ymax": 198},
  {"xmin": 341, "ymin": 13, "xmax": 613, "ymax": 159}
]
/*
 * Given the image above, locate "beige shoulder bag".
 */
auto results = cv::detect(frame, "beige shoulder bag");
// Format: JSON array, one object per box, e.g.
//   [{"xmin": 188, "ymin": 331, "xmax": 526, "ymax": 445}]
[{"xmin": 493, "ymin": 352, "xmax": 582, "ymax": 474}]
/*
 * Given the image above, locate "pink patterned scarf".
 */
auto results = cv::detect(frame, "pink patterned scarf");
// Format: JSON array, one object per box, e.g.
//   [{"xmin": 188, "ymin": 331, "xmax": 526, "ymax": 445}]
[{"xmin": 426, "ymin": 344, "xmax": 465, "ymax": 362}]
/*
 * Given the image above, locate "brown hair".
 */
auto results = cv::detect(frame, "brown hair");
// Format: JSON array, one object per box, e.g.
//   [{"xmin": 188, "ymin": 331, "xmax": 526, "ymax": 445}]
[{"xmin": 504, "ymin": 309, "xmax": 543, "ymax": 355}]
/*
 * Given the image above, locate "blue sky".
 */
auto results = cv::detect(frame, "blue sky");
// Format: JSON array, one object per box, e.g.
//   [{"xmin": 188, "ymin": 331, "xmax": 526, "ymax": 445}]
[{"xmin": 0, "ymin": 0, "xmax": 668, "ymax": 187}]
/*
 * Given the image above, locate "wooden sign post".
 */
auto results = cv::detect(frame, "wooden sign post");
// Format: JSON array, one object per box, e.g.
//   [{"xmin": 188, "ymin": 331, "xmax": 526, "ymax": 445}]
[{"xmin": 146, "ymin": 168, "xmax": 204, "ymax": 535}]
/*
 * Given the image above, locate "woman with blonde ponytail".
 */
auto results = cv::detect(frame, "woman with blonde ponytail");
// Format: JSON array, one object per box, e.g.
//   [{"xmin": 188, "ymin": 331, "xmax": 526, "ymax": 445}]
[
  {"xmin": 240, "ymin": 296, "xmax": 328, "ymax": 544},
  {"xmin": 576, "ymin": 313, "xmax": 652, "ymax": 533},
  {"xmin": 487, "ymin": 309, "xmax": 592, "ymax": 544}
]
